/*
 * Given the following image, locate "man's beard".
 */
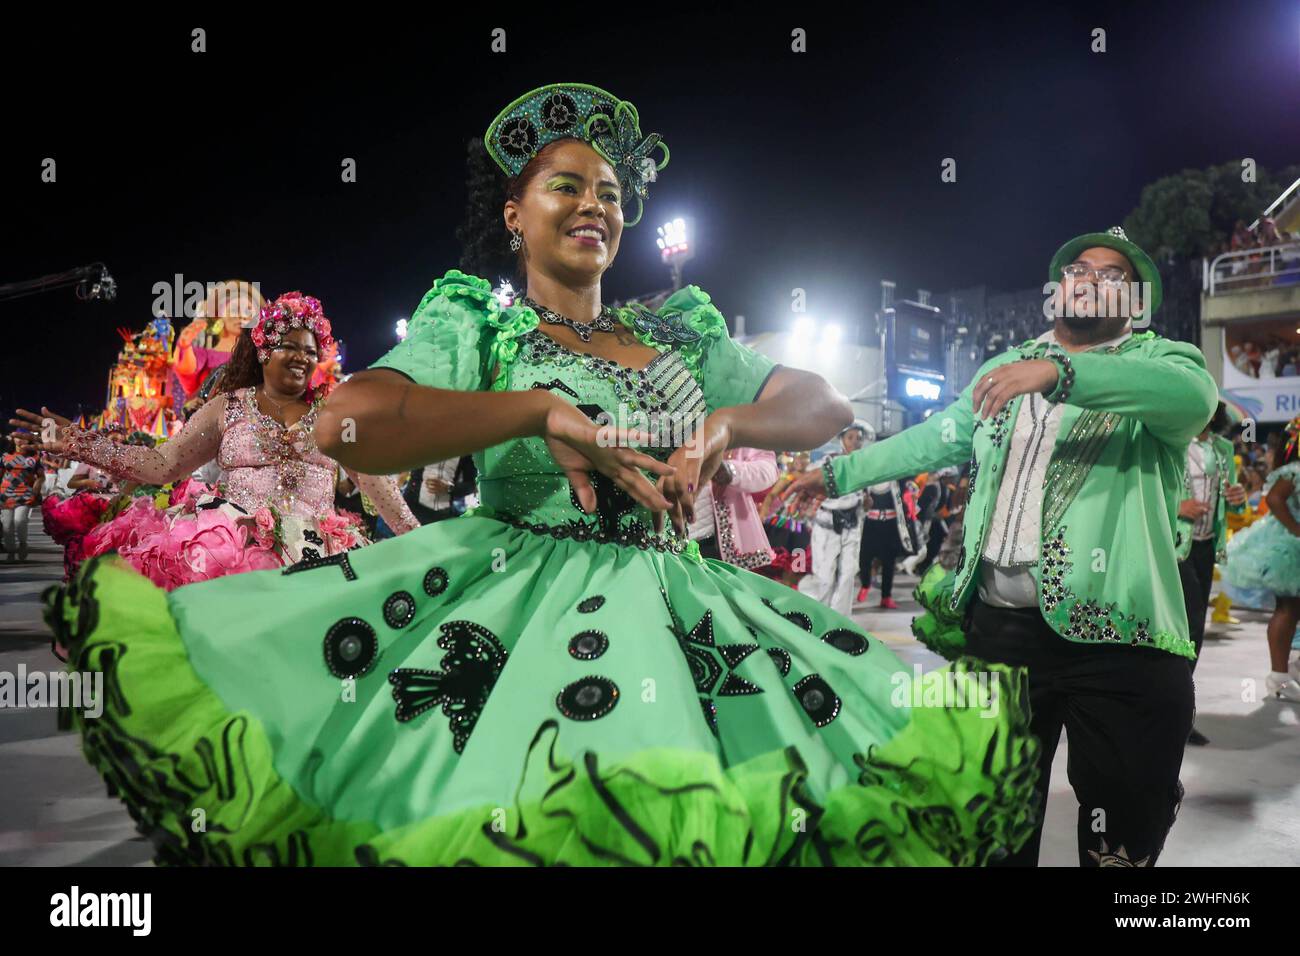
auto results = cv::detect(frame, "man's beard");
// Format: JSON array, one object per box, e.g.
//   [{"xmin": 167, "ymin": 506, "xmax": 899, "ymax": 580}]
[{"xmin": 1058, "ymin": 310, "xmax": 1130, "ymax": 342}]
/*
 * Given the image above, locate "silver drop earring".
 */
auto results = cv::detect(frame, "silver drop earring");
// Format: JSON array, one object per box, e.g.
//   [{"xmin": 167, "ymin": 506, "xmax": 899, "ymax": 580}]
[{"xmin": 509, "ymin": 229, "xmax": 523, "ymax": 253}]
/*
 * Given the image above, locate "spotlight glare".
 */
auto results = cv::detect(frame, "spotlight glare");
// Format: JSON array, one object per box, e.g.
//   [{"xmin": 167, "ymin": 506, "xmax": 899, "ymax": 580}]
[
  {"xmin": 657, "ymin": 218, "xmax": 690, "ymax": 260},
  {"xmin": 793, "ymin": 316, "xmax": 816, "ymax": 341},
  {"xmin": 904, "ymin": 376, "xmax": 942, "ymax": 401}
]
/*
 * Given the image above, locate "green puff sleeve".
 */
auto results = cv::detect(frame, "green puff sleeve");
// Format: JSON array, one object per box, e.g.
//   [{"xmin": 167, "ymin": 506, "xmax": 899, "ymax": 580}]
[
  {"xmin": 648, "ymin": 286, "xmax": 780, "ymax": 414},
  {"xmin": 369, "ymin": 270, "xmax": 537, "ymax": 392}
]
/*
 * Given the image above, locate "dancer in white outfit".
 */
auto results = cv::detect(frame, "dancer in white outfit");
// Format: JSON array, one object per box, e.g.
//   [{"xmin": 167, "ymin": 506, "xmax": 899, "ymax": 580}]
[{"xmin": 801, "ymin": 422, "xmax": 871, "ymax": 616}]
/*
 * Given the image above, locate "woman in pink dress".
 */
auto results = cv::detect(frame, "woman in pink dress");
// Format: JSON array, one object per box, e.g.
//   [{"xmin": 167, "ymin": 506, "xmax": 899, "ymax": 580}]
[
  {"xmin": 14, "ymin": 292, "xmax": 418, "ymax": 593},
  {"xmin": 688, "ymin": 447, "xmax": 779, "ymax": 570}
]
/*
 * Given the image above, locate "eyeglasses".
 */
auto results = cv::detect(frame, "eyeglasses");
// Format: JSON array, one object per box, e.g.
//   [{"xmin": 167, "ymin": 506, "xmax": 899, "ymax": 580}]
[
  {"xmin": 1061, "ymin": 263, "xmax": 1129, "ymax": 287},
  {"xmin": 271, "ymin": 343, "xmax": 320, "ymax": 361}
]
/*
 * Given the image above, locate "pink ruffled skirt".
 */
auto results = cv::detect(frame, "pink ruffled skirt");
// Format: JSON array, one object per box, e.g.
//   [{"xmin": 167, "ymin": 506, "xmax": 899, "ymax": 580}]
[
  {"xmin": 81, "ymin": 489, "xmax": 369, "ymax": 592},
  {"xmin": 41, "ymin": 492, "xmax": 113, "ymax": 580}
]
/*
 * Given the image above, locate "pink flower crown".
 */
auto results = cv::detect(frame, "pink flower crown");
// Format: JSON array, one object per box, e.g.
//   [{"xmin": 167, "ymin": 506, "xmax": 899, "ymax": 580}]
[{"xmin": 250, "ymin": 292, "xmax": 334, "ymax": 363}]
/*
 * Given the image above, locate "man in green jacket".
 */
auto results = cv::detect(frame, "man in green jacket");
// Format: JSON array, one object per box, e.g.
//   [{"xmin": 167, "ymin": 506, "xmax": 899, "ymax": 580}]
[
  {"xmin": 791, "ymin": 227, "xmax": 1217, "ymax": 866},
  {"xmin": 1175, "ymin": 403, "xmax": 1246, "ymax": 746}
]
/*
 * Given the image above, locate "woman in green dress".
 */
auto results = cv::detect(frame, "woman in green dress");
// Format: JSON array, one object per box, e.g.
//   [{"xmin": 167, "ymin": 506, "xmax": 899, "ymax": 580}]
[{"xmin": 43, "ymin": 83, "xmax": 1040, "ymax": 866}]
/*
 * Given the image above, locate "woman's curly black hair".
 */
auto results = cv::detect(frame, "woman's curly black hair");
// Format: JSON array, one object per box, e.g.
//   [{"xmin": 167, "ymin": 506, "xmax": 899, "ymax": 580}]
[
  {"xmin": 456, "ymin": 138, "xmax": 521, "ymax": 284},
  {"xmin": 217, "ymin": 333, "xmax": 264, "ymax": 396},
  {"xmin": 456, "ymin": 136, "xmax": 585, "ymax": 286}
]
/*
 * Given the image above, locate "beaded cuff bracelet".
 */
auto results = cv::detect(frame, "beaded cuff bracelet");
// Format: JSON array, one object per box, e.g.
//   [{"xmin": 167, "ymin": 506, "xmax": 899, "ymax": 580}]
[
  {"xmin": 1043, "ymin": 351, "xmax": 1075, "ymax": 404},
  {"xmin": 822, "ymin": 458, "xmax": 841, "ymax": 498}
]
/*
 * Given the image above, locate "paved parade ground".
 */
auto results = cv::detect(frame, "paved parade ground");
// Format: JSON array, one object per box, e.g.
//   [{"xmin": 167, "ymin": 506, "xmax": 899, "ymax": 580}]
[{"xmin": 1, "ymin": 528, "xmax": 1296, "ymax": 866}]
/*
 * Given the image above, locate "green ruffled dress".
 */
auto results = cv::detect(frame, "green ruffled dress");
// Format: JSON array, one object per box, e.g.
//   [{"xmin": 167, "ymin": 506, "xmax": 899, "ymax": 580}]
[{"xmin": 46, "ymin": 270, "xmax": 1040, "ymax": 866}]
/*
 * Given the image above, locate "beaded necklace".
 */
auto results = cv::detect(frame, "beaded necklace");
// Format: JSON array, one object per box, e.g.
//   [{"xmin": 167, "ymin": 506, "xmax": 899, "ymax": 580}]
[
  {"xmin": 255, "ymin": 386, "xmax": 308, "ymax": 427},
  {"xmin": 521, "ymin": 296, "xmax": 621, "ymax": 343}
]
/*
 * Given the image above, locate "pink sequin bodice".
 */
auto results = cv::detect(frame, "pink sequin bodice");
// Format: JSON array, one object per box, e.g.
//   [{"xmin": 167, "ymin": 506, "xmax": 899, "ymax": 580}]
[
  {"xmin": 63, "ymin": 384, "xmax": 419, "ymax": 537},
  {"xmin": 219, "ymin": 388, "xmax": 336, "ymax": 518}
]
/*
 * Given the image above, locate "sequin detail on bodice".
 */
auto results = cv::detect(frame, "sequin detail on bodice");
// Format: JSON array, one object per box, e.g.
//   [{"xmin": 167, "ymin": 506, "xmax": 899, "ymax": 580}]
[
  {"xmin": 218, "ymin": 388, "xmax": 336, "ymax": 518},
  {"xmin": 476, "ymin": 329, "xmax": 708, "ymax": 548}
]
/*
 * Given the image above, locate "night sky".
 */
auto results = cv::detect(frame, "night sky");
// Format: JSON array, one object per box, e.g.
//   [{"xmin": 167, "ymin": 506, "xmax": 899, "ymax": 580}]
[{"xmin": 3, "ymin": 0, "xmax": 1298, "ymax": 418}]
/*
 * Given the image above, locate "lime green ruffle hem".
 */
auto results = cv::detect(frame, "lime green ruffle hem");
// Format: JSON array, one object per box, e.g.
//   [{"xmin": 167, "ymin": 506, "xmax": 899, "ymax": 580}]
[{"xmin": 46, "ymin": 556, "xmax": 1039, "ymax": 867}]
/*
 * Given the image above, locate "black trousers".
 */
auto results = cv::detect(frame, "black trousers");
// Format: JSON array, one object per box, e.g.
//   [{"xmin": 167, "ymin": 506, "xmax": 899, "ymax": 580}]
[
  {"xmin": 915, "ymin": 521, "xmax": 947, "ymax": 577},
  {"xmin": 1178, "ymin": 538, "xmax": 1216, "ymax": 670},
  {"xmin": 409, "ymin": 502, "xmax": 459, "ymax": 526},
  {"xmin": 966, "ymin": 599, "xmax": 1193, "ymax": 867},
  {"xmin": 858, "ymin": 518, "xmax": 904, "ymax": 598},
  {"xmin": 696, "ymin": 535, "xmax": 722, "ymax": 561}
]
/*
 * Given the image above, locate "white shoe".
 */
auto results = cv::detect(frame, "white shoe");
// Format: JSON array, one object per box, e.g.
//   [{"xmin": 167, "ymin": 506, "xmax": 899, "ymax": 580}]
[
  {"xmin": 1288, "ymin": 658, "xmax": 1300, "ymax": 683},
  {"xmin": 1265, "ymin": 673, "xmax": 1300, "ymax": 703}
]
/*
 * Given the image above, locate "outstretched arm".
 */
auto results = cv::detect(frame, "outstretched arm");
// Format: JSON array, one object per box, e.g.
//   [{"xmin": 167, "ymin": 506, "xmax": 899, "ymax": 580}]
[
  {"xmin": 758, "ymin": 475, "xmax": 791, "ymax": 519},
  {"xmin": 725, "ymin": 451, "xmax": 779, "ymax": 494},
  {"xmin": 831, "ymin": 397, "xmax": 975, "ymax": 495},
  {"xmin": 1041, "ymin": 342, "xmax": 1217, "ymax": 447},
  {"xmin": 718, "ymin": 368, "xmax": 853, "ymax": 454},
  {"xmin": 317, "ymin": 369, "xmax": 674, "ymax": 516},
  {"xmin": 819, "ymin": 487, "xmax": 864, "ymax": 510},
  {"xmin": 13, "ymin": 398, "xmax": 225, "ymax": 487},
  {"xmin": 318, "ymin": 369, "xmax": 554, "ymax": 474},
  {"xmin": 970, "ymin": 343, "xmax": 1217, "ymax": 448},
  {"xmin": 782, "ymin": 356, "xmax": 1013, "ymax": 500},
  {"xmin": 348, "ymin": 470, "xmax": 420, "ymax": 535},
  {"xmin": 67, "ymin": 467, "xmax": 104, "ymax": 491}
]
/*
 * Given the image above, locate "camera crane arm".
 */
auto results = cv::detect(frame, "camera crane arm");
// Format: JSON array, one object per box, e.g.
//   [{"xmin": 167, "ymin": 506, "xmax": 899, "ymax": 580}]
[{"xmin": 0, "ymin": 263, "xmax": 116, "ymax": 303}]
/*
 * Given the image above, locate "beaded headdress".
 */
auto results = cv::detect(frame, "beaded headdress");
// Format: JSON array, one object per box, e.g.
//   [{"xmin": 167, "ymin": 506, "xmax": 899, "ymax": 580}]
[
  {"xmin": 484, "ymin": 83, "xmax": 669, "ymax": 227},
  {"xmin": 250, "ymin": 292, "xmax": 334, "ymax": 364}
]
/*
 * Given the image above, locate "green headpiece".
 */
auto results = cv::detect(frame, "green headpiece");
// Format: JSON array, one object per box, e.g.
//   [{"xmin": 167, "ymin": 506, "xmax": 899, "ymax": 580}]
[
  {"xmin": 1048, "ymin": 226, "xmax": 1163, "ymax": 321},
  {"xmin": 484, "ymin": 83, "xmax": 669, "ymax": 227}
]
